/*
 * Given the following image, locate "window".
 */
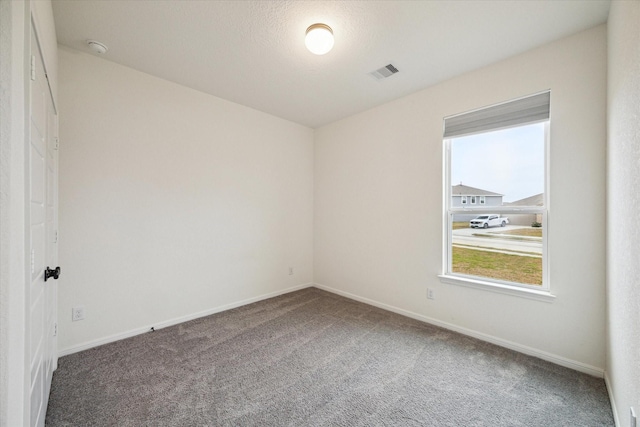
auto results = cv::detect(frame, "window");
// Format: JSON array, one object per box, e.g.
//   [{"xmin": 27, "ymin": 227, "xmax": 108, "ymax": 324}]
[
  {"xmin": 461, "ymin": 196, "xmax": 467, "ymax": 205},
  {"xmin": 441, "ymin": 92, "xmax": 550, "ymax": 297}
]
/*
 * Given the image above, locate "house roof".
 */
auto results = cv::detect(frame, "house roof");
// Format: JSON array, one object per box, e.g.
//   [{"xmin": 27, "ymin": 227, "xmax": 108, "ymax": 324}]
[
  {"xmin": 452, "ymin": 184, "xmax": 503, "ymax": 197},
  {"xmin": 504, "ymin": 193, "xmax": 544, "ymax": 206}
]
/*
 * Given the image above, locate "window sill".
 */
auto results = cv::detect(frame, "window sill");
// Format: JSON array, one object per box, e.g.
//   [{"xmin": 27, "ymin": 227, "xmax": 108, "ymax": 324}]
[{"xmin": 438, "ymin": 274, "xmax": 556, "ymax": 303}]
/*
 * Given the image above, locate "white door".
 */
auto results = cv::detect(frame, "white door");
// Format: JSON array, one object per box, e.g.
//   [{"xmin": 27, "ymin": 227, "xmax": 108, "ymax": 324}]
[{"xmin": 29, "ymin": 23, "xmax": 59, "ymax": 427}]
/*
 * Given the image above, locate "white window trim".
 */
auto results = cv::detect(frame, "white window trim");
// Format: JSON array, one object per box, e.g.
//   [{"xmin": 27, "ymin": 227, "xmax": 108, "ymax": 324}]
[
  {"xmin": 442, "ymin": 121, "xmax": 551, "ymax": 300},
  {"xmin": 480, "ymin": 196, "xmax": 485, "ymax": 204},
  {"xmin": 461, "ymin": 196, "xmax": 467, "ymax": 204},
  {"xmin": 470, "ymin": 196, "xmax": 476, "ymax": 204},
  {"xmin": 438, "ymin": 274, "xmax": 555, "ymax": 302}
]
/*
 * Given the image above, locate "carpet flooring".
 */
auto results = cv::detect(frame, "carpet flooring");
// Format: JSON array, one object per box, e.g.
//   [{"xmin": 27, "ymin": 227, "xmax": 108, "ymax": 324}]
[{"xmin": 46, "ymin": 288, "xmax": 614, "ymax": 426}]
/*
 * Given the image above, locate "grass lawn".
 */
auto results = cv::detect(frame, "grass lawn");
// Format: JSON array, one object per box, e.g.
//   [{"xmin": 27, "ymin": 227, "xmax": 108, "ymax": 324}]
[{"xmin": 452, "ymin": 246, "xmax": 542, "ymax": 285}]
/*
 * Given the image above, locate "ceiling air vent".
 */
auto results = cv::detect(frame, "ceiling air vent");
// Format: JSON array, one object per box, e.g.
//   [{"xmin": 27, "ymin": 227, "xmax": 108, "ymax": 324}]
[{"xmin": 369, "ymin": 64, "xmax": 399, "ymax": 80}]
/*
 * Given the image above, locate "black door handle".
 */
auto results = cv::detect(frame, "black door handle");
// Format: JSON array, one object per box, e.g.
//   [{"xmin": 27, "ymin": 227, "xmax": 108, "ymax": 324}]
[{"xmin": 44, "ymin": 266, "xmax": 60, "ymax": 281}]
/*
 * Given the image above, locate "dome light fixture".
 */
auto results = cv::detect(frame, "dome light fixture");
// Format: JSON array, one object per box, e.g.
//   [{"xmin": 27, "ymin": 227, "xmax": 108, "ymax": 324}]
[
  {"xmin": 305, "ymin": 23, "xmax": 334, "ymax": 55},
  {"xmin": 87, "ymin": 40, "xmax": 108, "ymax": 54}
]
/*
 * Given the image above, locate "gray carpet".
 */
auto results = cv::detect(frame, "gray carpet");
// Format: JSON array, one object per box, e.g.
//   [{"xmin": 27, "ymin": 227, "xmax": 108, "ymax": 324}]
[{"xmin": 46, "ymin": 288, "xmax": 614, "ymax": 426}]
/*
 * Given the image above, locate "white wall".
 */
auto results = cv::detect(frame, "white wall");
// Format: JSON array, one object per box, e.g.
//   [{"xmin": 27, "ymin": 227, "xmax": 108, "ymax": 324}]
[
  {"xmin": 315, "ymin": 25, "xmax": 607, "ymax": 373},
  {"xmin": 606, "ymin": 1, "xmax": 640, "ymax": 425},
  {"xmin": 57, "ymin": 47, "xmax": 314, "ymax": 354}
]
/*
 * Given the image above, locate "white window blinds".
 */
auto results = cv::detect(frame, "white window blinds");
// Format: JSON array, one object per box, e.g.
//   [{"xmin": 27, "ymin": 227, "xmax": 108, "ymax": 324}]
[{"xmin": 444, "ymin": 91, "xmax": 550, "ymax": 139}]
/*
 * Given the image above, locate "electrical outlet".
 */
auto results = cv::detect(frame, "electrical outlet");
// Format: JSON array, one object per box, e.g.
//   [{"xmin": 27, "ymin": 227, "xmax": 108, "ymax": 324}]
[
  {"xmin": 427, "ymin": 288, "xmax": 435, "ymax": 300},
  {"xmin": 289, "ymin": 267, "xmax": 294, "ymax": 275},
  {"xmin": 72, "ymin": 306, "xmax": 85, "ymax": 321},
  {"xmin": 631, "ymin": 407, "xmax": 637, "ymax": 427}
]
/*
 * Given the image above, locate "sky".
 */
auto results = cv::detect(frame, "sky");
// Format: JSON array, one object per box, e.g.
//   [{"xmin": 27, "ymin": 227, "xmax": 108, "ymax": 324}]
[{"xmin": 450, "ymin": 122, "xmax": 545, "ymax": 203}]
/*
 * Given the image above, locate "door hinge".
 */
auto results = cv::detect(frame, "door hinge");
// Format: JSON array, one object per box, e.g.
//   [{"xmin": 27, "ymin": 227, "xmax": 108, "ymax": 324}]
[
  {"xmin": 54, "ymin": 230, "xmax": 58, "ymax": 244},
  {"xmin": 53, "ymin": 322, "xmax": 57, "ymax": 337},
  {"xmin": 54, "ymin": 137, "xmax": 59, "ymax": 150},
  {"xmin": 30, "ymin": 55, "xmax": 36, "ymax": 81}
]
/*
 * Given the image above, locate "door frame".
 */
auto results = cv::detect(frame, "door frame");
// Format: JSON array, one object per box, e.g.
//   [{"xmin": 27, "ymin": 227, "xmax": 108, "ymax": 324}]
[{"xmin": 0, "ymin": 1, "xmax": 31, "ymax": 424}]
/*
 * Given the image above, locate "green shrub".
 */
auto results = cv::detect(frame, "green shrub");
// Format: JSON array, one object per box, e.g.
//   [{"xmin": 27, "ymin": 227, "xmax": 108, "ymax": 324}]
[{"xmin": 531, "ymin": 221, "xmax": 542, "ymax": 228}]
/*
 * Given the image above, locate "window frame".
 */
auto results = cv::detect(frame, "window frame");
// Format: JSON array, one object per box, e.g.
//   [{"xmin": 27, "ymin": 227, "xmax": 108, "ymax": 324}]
[{"xmin": 440, "ymin": 119, "xmax": 552, "ymax": 302}]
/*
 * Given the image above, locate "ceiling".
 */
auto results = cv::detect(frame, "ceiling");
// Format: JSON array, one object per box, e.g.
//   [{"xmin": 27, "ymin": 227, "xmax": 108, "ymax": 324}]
[{"xmin": 52, "ymin": 0, "xmax": 611, "ymax": 128}]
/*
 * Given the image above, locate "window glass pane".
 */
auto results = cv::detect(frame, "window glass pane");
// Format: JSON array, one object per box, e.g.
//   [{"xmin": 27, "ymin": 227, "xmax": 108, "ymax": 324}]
[
  {"xmin": 451, "ymin": 123, "xmax": 544, "ymax": 204},
  {"xmin": 450, "ymin": 213, "xmax": 543, "ymax": 286}
]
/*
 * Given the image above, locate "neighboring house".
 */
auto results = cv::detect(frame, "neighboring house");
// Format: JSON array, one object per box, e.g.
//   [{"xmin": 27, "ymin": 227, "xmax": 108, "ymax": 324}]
[
  {"xmin": 452, "ymin": 184, "xmax": 503, "ymax": 221},
  {"xmin": 504, "ymin": 193, "xmax": 544, "ymax": 225},
  {"xmin": 451, "ymin": 183, "xmax": 503, "ymax": 207}
]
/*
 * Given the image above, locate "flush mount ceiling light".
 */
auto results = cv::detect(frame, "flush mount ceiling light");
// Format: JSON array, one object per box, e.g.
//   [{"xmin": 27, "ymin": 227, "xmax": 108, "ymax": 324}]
[
  {"xmin": 87, "ymin": 40, "xmax": 108, "ymax": 54},
  {"xmin": 305, "ymin": 23, "xmax": 334, "ymax": 55}
]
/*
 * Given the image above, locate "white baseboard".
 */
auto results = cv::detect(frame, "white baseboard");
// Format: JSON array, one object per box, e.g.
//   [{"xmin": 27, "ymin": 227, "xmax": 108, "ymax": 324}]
[
  {"xmin": 59, "ymin": 281, "xmax": 606, "ymax": 380},
  {"xmin": 313, "ymin": 282, "xmax": 605, "ymax": 378},
  {"xmin": 58, "ymin": 282, "xmax": 314, "ymax": 357},
  {"xmin": 604, "ymin": 371, "xmax": 620, "ymax": 427}
]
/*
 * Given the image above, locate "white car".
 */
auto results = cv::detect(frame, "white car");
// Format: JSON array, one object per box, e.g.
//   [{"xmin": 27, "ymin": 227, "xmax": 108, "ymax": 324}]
[{"xmin": 469, "ymin": 214, "xmax": 509, "ymax": 229}]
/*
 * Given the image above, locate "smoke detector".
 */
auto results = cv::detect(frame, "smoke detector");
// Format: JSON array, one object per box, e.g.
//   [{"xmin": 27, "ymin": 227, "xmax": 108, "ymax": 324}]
[{"xmin": 87, "ymin": 40, "xmax": 108, "ymax": 54}]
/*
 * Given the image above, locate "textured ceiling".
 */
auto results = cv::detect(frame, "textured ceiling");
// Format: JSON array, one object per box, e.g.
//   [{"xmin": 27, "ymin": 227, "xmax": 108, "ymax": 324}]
[{"xmin": 52, "ymin": 0, "xmax": 610, "ymax": 128}]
